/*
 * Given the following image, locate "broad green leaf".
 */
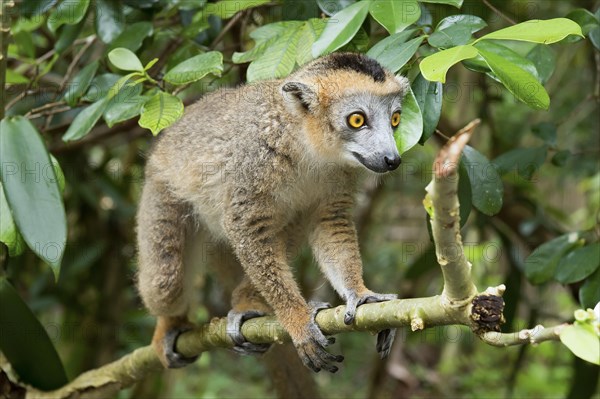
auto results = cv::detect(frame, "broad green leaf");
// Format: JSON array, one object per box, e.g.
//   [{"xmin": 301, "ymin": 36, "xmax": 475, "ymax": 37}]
[
  {"xmin": 250, "ymin": 21, "xmax": 304, "ymax": 42},
  {"xmin": 6, "ymin": 69, "xmax": 30, "ymax": 84},
  {"xmin": 83, "ymin": 73, "xmax": 121, "ymax": 102},
  {"xmin": 566, "ymin": 8, "xmax": 599, "ymax": 36},
  {"xmin": 247, "ymin": 27, "xmax": 302, "ymax": 82},
  {"xmin": 419, "ymin": 44, "xmax": 478, "ymax": 82},
  {"xmin": 395, "ymin": 87, "xmax": 422, "ymax": 154},
  {"xmin": 340, "ymin": 27, "xmax": 369, "ymax": 53},
  {"xmin": 369, "ymin": 0, "xmax": 420, "ymax": 34},
  {"xmin": 475, "ymin": 41, "xmax": 539, "ymax": 80},
  {"xmin": 47, "ymin": 0, "xmax": 90, "ymax": 32},
  {"xmin": 555, "ymin": 243, "xmax": 600, "ymax": 284},
  {"xmin": 104, "ymin": 95, "xmax": 149, "ymax": 127},
  {"xmin": 233, "ymin": 37, "xmax": 278, "ymax": 64},
  {"xmin": 63, "ymin": 61, "xmax": 99, "ymax": 107},
  {"xmin": 560, "ymin": 323, "xmax": 600, "ymax": 365},
  {"xmin": 461, "ymin": 146, "xmax": 504, "ymax": 216},
  {"xmin": 55, "ymin": 18, "xmax": 85, "ymax": 53},
  {"xmin": 580, "ymin": 268, "xmax": 600, "ymax": 309},
  {"xmin": 531, "ymin": 122, "xmax": 557, "ymax": 146},
  {"xmin": 62, "ymin": 98, "xmax": 110, "ymax": 141},
  {"xmin": 526, "ymin": 45, "xmax": 556, "ymax": 84},
  {"xmin": 206, "ymin": 0, "xmax": 271, "ymax": 19},
  {"xmin": 590, "ymin": 9, "xmax": 600, "ymax": 50},
  {"xmin": 317, "ymin": 0, "xmax": 357, "ymax": 16},
  {"xmin": 139, "ymin": 92, "xmax": 184, "ymax": 135},
  {"xmin": 367, "ymin": 29, "xmax": 416, "ymax": 59},
  {"xmin": 108, "ymin": 48, "xmax": 144, "ymax": 72},
  {"xmin": 95, "ymin": 0, "xmax": 125, "ymax": 44},
  {"xmin": 476, "ymin": 47, "xmax": 549, "ymax": 110},
  {"xmin": 312, "ymin": 1, "xmax": 372, "ymax": 57},
  {"xmin": 492, "ymin": 146, "xmax": 547, "ymax": 180},
  {"xmin": 475, "ymin": 18, "xmax": 583, "ymax": 44},
  {"xmin": 296, "ymin": 19, "xmax": 328, "ymax": 65},
  {"xmin": 551, "ymin": 150, "xmax": 570, "ymax": 167},
  {"xmin": 418, "ymin": 0, "xmax": 463, "ymax": 7},
  {"xmin": 524, "ymin": 233, "xmax": 582, "ymax": 285},
  {"xmin": 0, "ymin": 182, "xmax": 26, "ymax": 257},
  {"xmin": 436, "ymin": 14, "xmax": 487, "ymax": 33},
  {"xmin": 0, "ymin": 278, "xmax": 68, "ymax": 389},
  {"xmin": 412, "ymin": 73, "xmax": 442, "ymax": 144},
  {"xmin": 17, "ymin": 0, "xmax": 57, "ymax": 17},
  {"xmin": 428, "ymin": 24, "xmax": 472, "ymax": 48},
  {"xmin": 369, "ymin": 36, "xmax": 423, "ymax": 73},
  {"xmin": 0, "ymin": 117, "xmax": 66, "ymax": 277},
  {"xmin": 164, "ymin": 52, "xmax": 223, "ymax": 85},
  {"xmin": 108, "ymin": 21, "xmax": 154, "ymax": 52}
]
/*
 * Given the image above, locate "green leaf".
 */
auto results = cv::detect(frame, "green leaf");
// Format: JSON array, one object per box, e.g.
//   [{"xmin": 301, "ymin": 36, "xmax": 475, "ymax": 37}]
[
  {"xmin": 164, "ymin": 52, "xmax": 223, "ymax": 85},
  {"xmin": 436, "ymin": 14, "xmax": 487, "ymax": 33},
  {"xmin": 317, "ymin": 0, "xmax": 357, "ymax": 16},
  {"xmin": 233, "ymin": 37, "xmax": 277, "ymax": 64},
  {"xmin": 531, "ymin": 122, "xmax": 557, "ymax": 146},
  {"xmin": 47, "ymin": 0, "xmax": 90, "ymax": 32},
  {"xmin": 555, "ymin": 243, "xmax": 600, "ymax": 284},
  {"xmin": 367, "ymin": 29, "xmax": 415, "ymax": 59},
  {"xmin": 250, "ymin": 21, "xmax": 304, "ymax": 42},
  {"xmin": 104, "ymin": 95, "xmax": 149, "ymax": 127},
  {"xmin": 551, "ymin": 150, "xmax": 571, "ymax": 167},
  {"xmin": 457, "ymin": 161, "xmax": 472, "ymax": 227},
  {"xmin": 395, "ymin": 86, "xmax": 422, "ymax": 154},
  {"xmin": 108, "ymin": 21, "xmax": 154, "ymax": 52},
  {"xmin": 369, "ymin": 36, "xmax": 423, "ymax": 73},
  {"xmin": 590, "ymin": 9, "xmax": 600, "ymax": 50},
  {"xmin": 17, "ymin": 0, "xmax": 57, "ymax": 17},
  {"xmin": 461, "ymin": 145, "xmax": 504, "ymax": 216},
  {"xmin": 55, "ymin": 18, "xmax": 85, "ymax": 53},
  {"xmin": 138, "ymin": 92, "xmax": 184, "ymax": 135},
  {"xmin": 492, "ymin": 146, "xmax": 547, "ymax": 180},
  {"xmin": 419, "ymin": 44, "xmax": 478, "ymax": 82},
  {"xmin": 560, "ymin": 323, "xmax": 600, "ymax": 365},
  {"xmin": 247, "ymin": 27, "xmax": 303, "ymax": 82},
  {"xmin": 108, "ymin": 47, "xmax": 144, "ymax": 72},
  {"xmin": 412, "ymin": 73, "xmax": 442, "ymax": 144},
  {"xmin": 296, "ymin": 19, "xmax": 328, "ymax": 65},
  {"xmin": 428, "ymin": 25, "xmax": 472, "ymax": 48},
  {"xmin": 526, "ymin": 45, "xmax": 556, "ymax": 85},
  {"xmin": 82, "ymin": 73, "xmax": 121, "ymax": 102},
  {"xmin": 369, "ymin": 0, "xmax": 421, "ymax": 34},
  {"xmin": 566, "ymin": 8, "xmax": 599, "ymax": 36},
  {"xmin": 6, "ymin": 69, "xmax": 30, "ymax": 84},
  {"xmin": 63, "ymin": 61, "xmax": 99, "ymax": 107},
  {"xmin": 418, "ymin": 0, "xmax": 463, "ymax": 7},
  {"xmin": 524, "ymin": 233, "xmax": 582, "ymax": 285},
  {"xmin": 0, "ymin": 117, "xmax": 67, "ymax": 277},
  {"xmin": 475, "ymin": 18, "xmax": 583, "ymax": 44},
  {"xmin": 475, "ymin": 41, "xmax": 539, "ymax": 80},
  {"xmin": 0, "ymin": 183, "xmax": 26, "ymax": 257},
  {"xmin": 0, "ymin": 278, "xmax": 68, "ymax": 389},
  {"xmin": 62, "ymin": 98, "xmax": 110, "ymax": 141},
  {"xmin": 206, "ymin": 0, "xmax": 271, "ymax": 19},
  {"xmin": 579, "ymin": 268, "xmax": 600, "ymax": 309},
  {"xmin": 340, "ymin": 27, "xmax": 369, "ymax": 53},
  {"xmin": 95, "ymin": 0, "xmax": 125, "ymax": 44},
  {"xmin": 475, "ymin": 46, "xmax": 549, "ymax": 110},
  {"xmin": 312, "ymin": 0, "xmax": 372, "ymax": 58}
]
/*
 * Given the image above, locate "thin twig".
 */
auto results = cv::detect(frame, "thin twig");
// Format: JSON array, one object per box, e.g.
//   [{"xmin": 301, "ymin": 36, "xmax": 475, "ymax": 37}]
[
  {"xmin": 24, "ymin": 100, "xmax": 66, "ymax": 118},
  {"xmin": 27, "ymin": 105, "xmax": 71, "ymax": 120},
  {"xmin": 482, "ymin": 0, "xmax": 517, "ymax": 25},
  {"xmin": 210, "ymin": 10, "xmax": 247, "ymax": 49},
  {"xmin": 59, "ymin": 35, "xmax": 96, "ymax": 92}
]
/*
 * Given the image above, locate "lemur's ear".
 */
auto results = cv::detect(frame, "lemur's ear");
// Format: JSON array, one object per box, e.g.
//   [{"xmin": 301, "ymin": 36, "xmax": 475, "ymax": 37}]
[{"xmin": 281, "ymin": 82, "xmax": 318, "ymax": 114}]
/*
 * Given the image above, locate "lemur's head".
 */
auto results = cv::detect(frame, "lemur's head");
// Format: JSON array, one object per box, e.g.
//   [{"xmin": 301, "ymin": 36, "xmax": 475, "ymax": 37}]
[{"xmin": 281, "ymin": 52, "xmax": 409, "ymax": 173}]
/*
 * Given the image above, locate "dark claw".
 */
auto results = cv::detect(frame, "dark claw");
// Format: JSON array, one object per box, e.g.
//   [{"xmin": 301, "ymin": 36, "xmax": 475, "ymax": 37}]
[
  {"xmin": 227, "ymin": 309, "xmax": 271, "ymax": 356},
  {"xmin": 163, "ymin": 327, "xmax": 199, "ymax": 368}
]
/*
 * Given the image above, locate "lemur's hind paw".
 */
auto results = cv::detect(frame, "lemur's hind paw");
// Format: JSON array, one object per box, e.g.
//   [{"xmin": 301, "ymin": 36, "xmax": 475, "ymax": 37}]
[
  {"xmin": 162, "ymin": 327, "xmax": 199, "ymax": 368},
  {"xmin": 343, "ymin": 291, "xmax": 398, "ymax": 359},
  {"xmin": 227, "ymin": 310, "xmax": 271, "ymax": 356}
]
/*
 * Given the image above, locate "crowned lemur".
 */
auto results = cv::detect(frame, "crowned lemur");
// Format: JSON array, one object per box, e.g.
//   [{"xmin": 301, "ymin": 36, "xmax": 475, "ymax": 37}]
[{"xmin": 137, "ymin": 52, "xmax": 408, "ymax": 373}]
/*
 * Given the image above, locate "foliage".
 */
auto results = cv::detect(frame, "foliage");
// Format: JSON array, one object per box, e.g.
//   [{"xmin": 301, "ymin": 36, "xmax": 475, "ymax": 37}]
[{"xmin": 1, "ymin": 0, "xmax": 599, "ymax": 397}]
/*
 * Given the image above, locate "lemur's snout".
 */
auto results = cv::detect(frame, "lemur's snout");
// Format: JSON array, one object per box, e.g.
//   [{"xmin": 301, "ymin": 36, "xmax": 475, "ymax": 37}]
[{"xmin": 384, "ymin": 155, "xmax": 401, "ymax": 170}]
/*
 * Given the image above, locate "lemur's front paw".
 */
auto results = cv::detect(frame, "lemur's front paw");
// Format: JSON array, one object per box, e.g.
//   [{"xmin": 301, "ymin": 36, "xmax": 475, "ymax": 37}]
[
  {"xmin": 294, "ymin": 302, "xmax": 344, "ymax": 373},
  {"xmin": 344, "ymin": 291, "xmax": 398, "ymax": 359},
  {"xmin": 160, "ymin": 327, "xmax": 199, "ymax": 368},
  {"xmin": 227, "ymin": 309, "xmax": 271, "ymax": 356}
]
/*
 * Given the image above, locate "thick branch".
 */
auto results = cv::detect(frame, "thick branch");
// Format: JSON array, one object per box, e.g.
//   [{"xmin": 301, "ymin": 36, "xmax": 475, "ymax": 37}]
[{"xmin": 426, "ymin": 120, "xmax": 481, "ymax": 303}]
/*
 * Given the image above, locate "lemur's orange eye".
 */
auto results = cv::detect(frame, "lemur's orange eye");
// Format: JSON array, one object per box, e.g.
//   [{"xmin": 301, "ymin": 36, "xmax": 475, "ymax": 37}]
[
  {"xmin": 391, "ymin": 111, "xmax": 401, "ymax": 127},
  {"xmin": 347, "ymin": 113, "xmax": 365, "ymax": 129}
]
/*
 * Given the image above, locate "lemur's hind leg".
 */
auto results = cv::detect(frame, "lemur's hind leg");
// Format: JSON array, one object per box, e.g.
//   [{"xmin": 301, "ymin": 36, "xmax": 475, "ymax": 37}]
[
  {"xmin": 137, "ymin": 178, "xmax": 198, "ymax": 368},
  {"xmin": 227, "ymin": 276, "xmax": 272, "ymax": 355}
]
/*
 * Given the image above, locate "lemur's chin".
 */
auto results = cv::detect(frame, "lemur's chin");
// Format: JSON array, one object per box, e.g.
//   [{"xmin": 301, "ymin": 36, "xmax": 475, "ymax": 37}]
[{"xmin": 351, "ymin": 152, "xmax": 390, "ymax": 174}]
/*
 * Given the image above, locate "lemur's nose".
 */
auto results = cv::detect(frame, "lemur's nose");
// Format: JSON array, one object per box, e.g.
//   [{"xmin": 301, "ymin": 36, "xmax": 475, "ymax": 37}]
[{"xmin": 384, "ymin": 155, "xmax": 401, "ymax": 170}]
